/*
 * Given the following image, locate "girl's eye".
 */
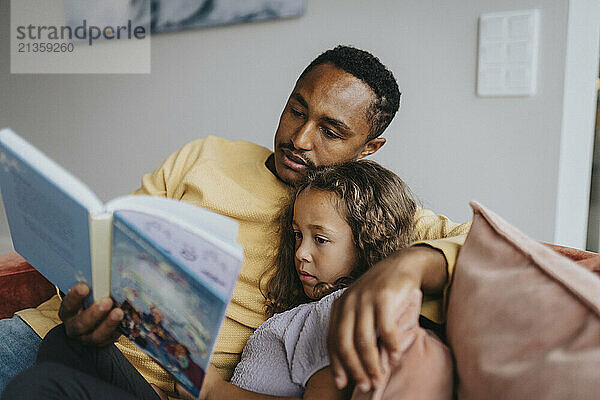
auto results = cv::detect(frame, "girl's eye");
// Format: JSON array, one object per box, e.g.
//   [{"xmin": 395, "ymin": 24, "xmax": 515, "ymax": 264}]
[
  {"xmin": 294, "ymin": 231, "xmax": 302, "ymax": 240},
  {"xmin": 314, "ymin": 236, "xmax": 328, "ymax": 244}
]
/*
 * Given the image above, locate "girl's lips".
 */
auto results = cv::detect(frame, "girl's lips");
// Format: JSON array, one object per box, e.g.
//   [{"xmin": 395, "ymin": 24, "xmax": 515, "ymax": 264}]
[{"xmin": 298, "ymin": 270, "xmax": 316, "ymax": 282}]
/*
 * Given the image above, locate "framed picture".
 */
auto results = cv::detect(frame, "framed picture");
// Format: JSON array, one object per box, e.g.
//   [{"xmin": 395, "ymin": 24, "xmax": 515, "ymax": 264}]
[{"xmin": 64, "ymin": 0, "xmax": 306, "ymax": 36}]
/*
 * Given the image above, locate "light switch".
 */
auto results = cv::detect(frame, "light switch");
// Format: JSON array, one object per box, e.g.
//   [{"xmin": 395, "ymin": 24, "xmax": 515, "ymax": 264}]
[{"xmin": 477, "ymin": 10, "xmax": 539, "ymax": 97}]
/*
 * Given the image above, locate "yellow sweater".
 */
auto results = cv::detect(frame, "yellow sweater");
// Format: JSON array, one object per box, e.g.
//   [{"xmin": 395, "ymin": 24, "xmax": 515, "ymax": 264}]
[{"xmin": 17, "ymin": 136, "xmax": 470, "ymax": 394}]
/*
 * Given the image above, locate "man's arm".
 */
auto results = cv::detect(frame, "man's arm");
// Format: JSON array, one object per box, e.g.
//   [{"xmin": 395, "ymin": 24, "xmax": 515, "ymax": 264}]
[
  {"xmin": 132, "ymin": 138, "xmax": 207, "ymax": 198},
  {"xmin": 411, "ymin": 207, "xmax": 471, "ymax": 300},
  {"xmin": 326, "ymin": 246, "xmax": 447, "ymax": 392},
  {"xmin": 412, "ymin": 207, "xmax": 471, "ymax": 240},
  {"xmin": 327, "ymin": 208, "xmax": 470, "ymax": 392}
]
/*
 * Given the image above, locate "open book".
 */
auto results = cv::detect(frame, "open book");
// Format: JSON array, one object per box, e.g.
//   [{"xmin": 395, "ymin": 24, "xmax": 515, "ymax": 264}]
[{"xmin": 0, "ymin": 128, "xmax": 243, "ymax": 397}]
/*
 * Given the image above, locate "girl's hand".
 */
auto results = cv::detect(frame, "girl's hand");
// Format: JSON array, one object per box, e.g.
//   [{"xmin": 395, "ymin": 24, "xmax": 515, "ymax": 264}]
[
  {"xmin": 170, "ymin": 364, "xmax": 224, "ymax": 400},
  {"xmin": 152, "ymin": 364, "xmax": 224, "ymax": 400},
  {"xmin": 196, "ymin": 364, "xmax": 224, "ymax": 400}
]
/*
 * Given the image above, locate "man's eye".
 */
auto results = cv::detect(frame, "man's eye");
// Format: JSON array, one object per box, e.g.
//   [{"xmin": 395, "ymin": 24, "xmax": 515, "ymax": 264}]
[
  {"xmin": 290, "ymin": 108, "xmax": 305, "ymax": 118},
  {"xmin": 321, "ymin": 127, "xmax": 341, "ymax": 140},
  {"xmin": 314, "ymin": 236, "xmax": 328, "ymax": 244}
]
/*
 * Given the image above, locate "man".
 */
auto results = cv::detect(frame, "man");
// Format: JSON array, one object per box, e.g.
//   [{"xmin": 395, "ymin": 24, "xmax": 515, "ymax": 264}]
[{"xmin": 0, "ymin": 46, "xmax": 469, "ymax": 395}]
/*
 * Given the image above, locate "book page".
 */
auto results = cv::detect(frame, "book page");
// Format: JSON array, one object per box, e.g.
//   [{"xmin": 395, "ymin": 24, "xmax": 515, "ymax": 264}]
[
  {"xmin": 106, "ymin": 195, "xmax": 239, "ymax": 245},
  {"xmin": 110, "ymin": 212, "xmax": 241, "ymax": 397}
]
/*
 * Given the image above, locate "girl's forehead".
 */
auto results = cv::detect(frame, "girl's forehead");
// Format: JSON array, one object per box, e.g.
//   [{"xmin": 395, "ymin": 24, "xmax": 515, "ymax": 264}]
[
  {"xmin": 295, "ymin": 188, "xmax": 337, "ymax": 208},
  {"xmin": 293, "ymin": 189, "xmax": 345, "ymax": 224}
]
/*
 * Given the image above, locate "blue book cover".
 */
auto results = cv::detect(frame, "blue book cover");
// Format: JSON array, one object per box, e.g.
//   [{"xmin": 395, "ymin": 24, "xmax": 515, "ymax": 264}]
[{"xmin": 111, "ymin": 210, "xmax": 240, "ymax": 397}]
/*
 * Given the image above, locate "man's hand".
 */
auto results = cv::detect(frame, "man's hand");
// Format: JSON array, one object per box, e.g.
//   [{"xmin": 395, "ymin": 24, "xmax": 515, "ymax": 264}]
[
  {"xmin": 326, "ymin": 246, "xmax": 447, "ymax": 392},
  {"xmin": 58, "ymin": 282, "xmax": 123, "ymax": 346}
]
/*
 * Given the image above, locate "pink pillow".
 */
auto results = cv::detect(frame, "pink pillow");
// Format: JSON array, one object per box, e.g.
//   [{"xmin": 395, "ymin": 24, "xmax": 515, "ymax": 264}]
[{"xmin": 447, "ymin": 202, "xmax": 600, "ymax": 399}]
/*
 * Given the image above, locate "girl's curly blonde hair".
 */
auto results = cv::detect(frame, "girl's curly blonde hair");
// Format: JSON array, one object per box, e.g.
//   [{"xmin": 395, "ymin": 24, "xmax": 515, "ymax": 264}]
[{"xmin": 262, "ymin": 160, "xmax": 418, "ymax": 317}]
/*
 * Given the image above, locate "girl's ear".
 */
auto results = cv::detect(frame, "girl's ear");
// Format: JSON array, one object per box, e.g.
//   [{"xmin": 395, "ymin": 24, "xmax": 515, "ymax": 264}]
[{"xmin": 358, "ymin": 138, "xmax": 386, "ymax": 159}]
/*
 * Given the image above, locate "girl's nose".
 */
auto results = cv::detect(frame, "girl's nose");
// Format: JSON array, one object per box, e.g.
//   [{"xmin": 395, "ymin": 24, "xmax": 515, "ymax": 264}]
[{"xmin": 295, "ymin": 240, "xmax": 312, "ymax": 263}]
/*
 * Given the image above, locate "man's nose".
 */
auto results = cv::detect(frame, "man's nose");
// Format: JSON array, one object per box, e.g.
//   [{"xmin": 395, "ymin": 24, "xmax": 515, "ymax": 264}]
[{"xmin": 291, "ymin": 121, "xmax": 316, "ymax": 151}]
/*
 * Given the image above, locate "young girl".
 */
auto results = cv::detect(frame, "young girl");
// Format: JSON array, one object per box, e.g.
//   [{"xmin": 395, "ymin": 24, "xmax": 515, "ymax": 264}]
[{"xmin": 197, "ymin": 159, "xmax": 418, "ymax": 400}]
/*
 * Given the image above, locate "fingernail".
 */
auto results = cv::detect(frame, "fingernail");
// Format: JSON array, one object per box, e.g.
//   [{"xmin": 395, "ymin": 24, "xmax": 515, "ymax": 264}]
[
  {"xmin": 110, "ymin": 308, "xmax": 124, "ymax": 321},
  {"xmin": 391, "ymin": 351, "xmax": 402, "ymax": 364},
  {"xmin": 372, "ymin": 379, "xmax": 382, "ymax": 389},
  {"xmin": 75, "ymin": 284, "xmax": 89, "ymax": 296},
  {"xmin": 334, "ymin": 375, "xmax": 345, "ymax": 389},
  {"xmin": 98, "ymin": 298, "xmax": 112, "ymax": 311},
  {"xmin": 370, "ymin": 375, "xmax": 381, "ymax": 388},
  {"xmin": 359, "ymin": 382, "xmax": 370, "ymax": 392}
]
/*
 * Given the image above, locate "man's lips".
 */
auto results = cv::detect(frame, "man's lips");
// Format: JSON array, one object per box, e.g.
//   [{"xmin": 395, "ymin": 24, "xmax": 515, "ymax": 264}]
[
  {"xmin": 281, "ymin": 149, "xmax": 309, "ymax": 171},
  {"xmin": 298, "ymin": 270, "xmax": 317, "ymax": 282}
]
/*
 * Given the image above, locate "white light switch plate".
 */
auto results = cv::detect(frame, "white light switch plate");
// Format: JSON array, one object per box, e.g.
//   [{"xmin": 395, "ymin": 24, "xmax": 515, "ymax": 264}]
[{"xmin": 477, "ymin": 9, "xmax": 539, "ymax": 97}]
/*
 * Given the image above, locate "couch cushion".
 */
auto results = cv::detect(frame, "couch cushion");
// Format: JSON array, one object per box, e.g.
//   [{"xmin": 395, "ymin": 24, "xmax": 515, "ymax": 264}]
[
  {"xmin": 0, "ymin": 253, "xmax": 56, "ymax": 319},
  {"xmin": 544, "ymin": 243, "xmax": 600, "ymax": 273},
  {"xmin": 447, "ymin": 202, "xmax": 600, "ymax": 400}
]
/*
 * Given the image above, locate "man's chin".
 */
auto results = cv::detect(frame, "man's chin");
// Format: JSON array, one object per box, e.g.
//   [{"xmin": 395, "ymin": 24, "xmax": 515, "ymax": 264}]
[
  {"xmin": 274, "ymin": 160, "xmax": 305, "ymax": 186},
  {"xmin": 279, "ymin": 168, "xmax": 303, "ymax": 186}
]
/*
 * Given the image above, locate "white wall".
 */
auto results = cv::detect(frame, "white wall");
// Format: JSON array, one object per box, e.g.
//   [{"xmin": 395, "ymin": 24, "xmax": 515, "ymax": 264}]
[
  {"xmin": 555, "ymin": 0, "xmax": 600, "ymax": 248},
  {"xmin": 0, "ymin": 0, "xmax": 598, "ymax": 252}
]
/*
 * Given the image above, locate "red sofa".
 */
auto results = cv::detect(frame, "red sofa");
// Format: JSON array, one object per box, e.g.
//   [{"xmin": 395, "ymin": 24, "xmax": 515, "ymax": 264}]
[{"xmin": 0, "ymin": 253, "xmax": 55, "ymax": 319}]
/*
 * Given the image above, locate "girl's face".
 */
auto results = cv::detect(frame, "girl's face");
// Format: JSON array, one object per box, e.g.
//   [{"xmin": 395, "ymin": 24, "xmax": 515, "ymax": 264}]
[{"xmin": 292, "ymin": 188, "xmax": 358, "ymax": 299}]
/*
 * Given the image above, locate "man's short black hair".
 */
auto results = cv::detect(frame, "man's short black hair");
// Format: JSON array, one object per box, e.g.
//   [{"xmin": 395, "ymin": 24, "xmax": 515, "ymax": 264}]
[{"xmin": 299, "ymin": 45, "xmax": 401, "ymax": 140}]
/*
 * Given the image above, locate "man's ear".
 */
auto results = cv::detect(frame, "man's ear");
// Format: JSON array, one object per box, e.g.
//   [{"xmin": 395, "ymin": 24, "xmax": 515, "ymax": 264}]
[{"xmin": 358, "ymin": 137, "xmax": 386, "ymax": 159}]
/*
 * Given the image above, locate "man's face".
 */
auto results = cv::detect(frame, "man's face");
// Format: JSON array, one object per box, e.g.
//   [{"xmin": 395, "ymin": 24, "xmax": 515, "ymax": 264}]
[{"xmin": 273, "ymin": 63, "xmax": 386, "ymax": 185}]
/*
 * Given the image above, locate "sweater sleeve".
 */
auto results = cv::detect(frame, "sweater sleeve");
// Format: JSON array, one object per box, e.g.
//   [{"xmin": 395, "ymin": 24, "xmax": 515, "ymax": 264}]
[
  {"xmin": 411, "ymin": 208, "xmax": 471, "ymax": 322},
  {"xmin": 132, "ymin": 138, "xmax": 207, "ymax": 198},
  {"xmin": 411, "ymin": 208, "xmax": 471, "ymax": 278}
]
